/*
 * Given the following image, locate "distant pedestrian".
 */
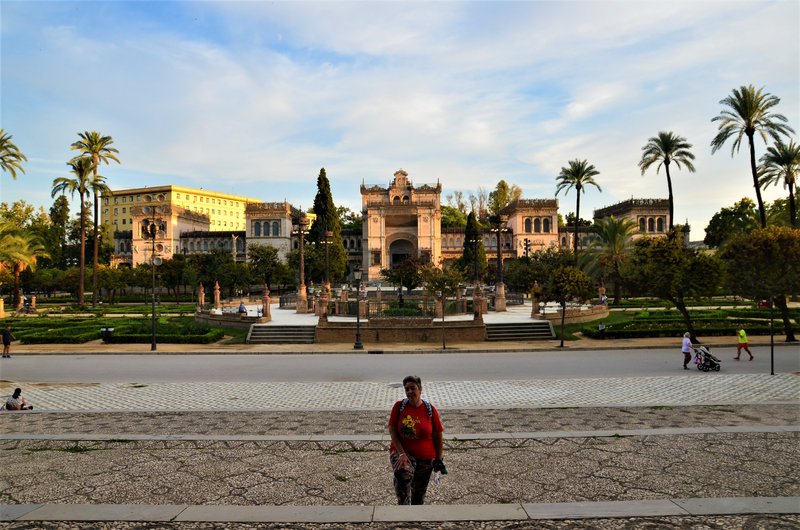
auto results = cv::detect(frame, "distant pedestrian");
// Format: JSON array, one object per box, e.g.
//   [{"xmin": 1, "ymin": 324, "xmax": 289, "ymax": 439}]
[
  {"xmin": 2, "ymin": 325, "xmax": 15, "ymax": 358},
  {"xmin": 735, "ymin": 325, "xmax": 754, "ymax": 361},
  {"xmin": 387, "ymin": 375, "xmax": 446, "ymax": 505},
  {"xmin": 681, "ymin": 332, "xmax": 694, "ymax": 370},
  {"xmin": 238, "ymin": 301, "xmax": 247, "ymax": 314},
  {"xmin": 5, "ymin": 388, "xmax": 32, "ymax": 410}
]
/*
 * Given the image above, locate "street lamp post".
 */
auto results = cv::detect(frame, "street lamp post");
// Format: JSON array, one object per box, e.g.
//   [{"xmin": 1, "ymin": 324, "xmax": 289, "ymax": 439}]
[
  {"xmin": 436, "ymin": 290, "xmax": 446, "ymax": 350},
  {"xmin": 148, "ymin": 222, "xmax": 158, "ymax": 352},
  {"xmin": 490, "ymin": 215, "xmax": 509, "ymax": 312},
  {"xmin": 469, "ymin": 236, "xmax": 482, "ymax": 319},
  {"xmin": 293, "ymin": 214, "xmax": 310, "ymax": 313},
  {"xmin": 354, "ymin": 269, "xmax": 364, "ymax": 350},
  {"xmin": 324, "ymin": 228, "xmax": 333, "ymax": 292}
]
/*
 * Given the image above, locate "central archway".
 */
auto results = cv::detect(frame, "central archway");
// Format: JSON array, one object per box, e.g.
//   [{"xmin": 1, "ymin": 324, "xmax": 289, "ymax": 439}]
[{"xmin": 389, "ymin": 239, "xmax": 415, "ymax": 268}]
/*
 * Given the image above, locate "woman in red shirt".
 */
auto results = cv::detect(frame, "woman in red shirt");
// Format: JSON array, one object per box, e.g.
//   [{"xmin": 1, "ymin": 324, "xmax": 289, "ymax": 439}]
[{"xmin": 387, "ymin": 375, "xmax": 445, "ymax": 505}]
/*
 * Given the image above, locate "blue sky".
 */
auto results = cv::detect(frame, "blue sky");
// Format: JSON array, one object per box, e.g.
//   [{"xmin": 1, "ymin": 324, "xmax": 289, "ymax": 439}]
[{"xmin": 1, "ymin": 1, "xmax": 798, "ymax": 238}]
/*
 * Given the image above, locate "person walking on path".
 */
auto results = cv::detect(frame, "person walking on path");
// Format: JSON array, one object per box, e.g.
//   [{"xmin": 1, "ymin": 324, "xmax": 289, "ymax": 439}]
[
  {"xmin": 681, "ymin": 332, "xmax": 694, "ymax": 370},
  {"xmin": 735, "ymin": 325, "xmax": 754, "ymax": 361},
  {"xmin": 5, "ymin": 388, "xmax": 32, "ymax": 410},
  {"xmin": 387, "ymin": 375, "xmax": 446, "ymax": 505},
  {"xmin": 2, "ymin": 325, "xmax": 15, "ymax": 358}
]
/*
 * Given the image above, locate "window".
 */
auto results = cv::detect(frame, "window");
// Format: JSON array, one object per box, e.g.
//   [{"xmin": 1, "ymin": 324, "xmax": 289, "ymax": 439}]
[
  {"xmin": 272, "ymin": 221, "xmax": 279, "ymax": 236},
  {"xmin": 114, "ymin": 208, "xmax": 118, "ymax": 215},
  {"xmin": 534, "ymin": 219, "xmax": 541, "ymax": 233},
  {"xmin": 114, "ymin": 197, "xmax": 119, "ymax": 204},
  {"xmin": 104, "ymin": 197, "xmax": 109, "ymax": 205},
  {"xmin": 121, "ymin": 196, "xmax": 126, "ymax": 203},
  {"xmin": 177, "ymin": 193, "xmax": 181, "ymax": 199},
  {"xmin": 648, "ymin": 218, "xmax": 655, "ymax": 232},
  {"xmin": 657, "ymin": 217, "xmax": 664, "ymax": 232},
  {"xmin": 122, "ymin": 207, "xmax": 126, "ymax": 213},
  {"xmin": 543, "ymin": 218, "xmax": 551, "ymax": 233},
  {"xmin": 524, "ymin": 218, "xmax": 532, "ymax": 232},
  {"xmin": 254, "ymin": 222, "xmax": 261, "ymax": 236},
  {"xmin": 639, "ymin": 218, "xmax": 646, "ymax": 232},
  {"xmin": 372, "ymin": 251, "xmax": 381, "ymax": 266},
  {"xmin": 122, "ymin": 219, "xmax": 126, "ymax": 225},
  {"xmin": 136, "ymin": 195, "xmax": 141, "ymax": 202}
]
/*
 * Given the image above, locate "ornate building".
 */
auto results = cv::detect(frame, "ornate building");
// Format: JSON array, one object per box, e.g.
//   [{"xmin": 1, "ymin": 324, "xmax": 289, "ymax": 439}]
[
  {"xmin": 593, "ymin": 198, "xmax": 670, "ymax": 237},
  {"xmin": 245, "ymin": 201, "xmax": 297, "ymax": 261},
  {"xmin": 102, "ymin": 185, "xmax": 261, "ymax": 267},
  {"xmin": 360, "ymin": 169, "xmax": 442, "ymax": 281}
]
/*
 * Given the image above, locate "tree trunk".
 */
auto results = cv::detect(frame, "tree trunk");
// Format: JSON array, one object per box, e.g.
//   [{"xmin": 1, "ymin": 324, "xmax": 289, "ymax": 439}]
[
  {"xmin": 788, "ymin": 184, "xmax": 797, "ymax": 228},
  {"xmin": 574, "ymin": 192, "xmax": 581, "ymax": 263},
  {"xmin": 78, "ymin": 193, "xmax": 86, "ymax": 306},
  {"xmin": 773, "ymin": 295, "xmax": 797, "ymax": 342},
  {"xmin": 92, "ymin": 187, "xmax": 99, "ymax": 307},
  {"xmin": 675, "ymin": 300, "xmax": 698, "ymax": 343},
  {"xmin": 665, "ymin": 162, "xmax": 674, "ymax": 231},
  {"xmin": 748, "ymin": 132, "xmax": 768, "ymax": 228}
]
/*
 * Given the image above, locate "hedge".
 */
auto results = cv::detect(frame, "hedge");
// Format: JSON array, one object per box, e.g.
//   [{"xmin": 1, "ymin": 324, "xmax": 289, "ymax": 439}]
[
  {"xmin": 103, "ymin": 329, "xmax": 224, "ymax": 344},
  {"xmin": 583, "ymin": 323, "xmax": 779, "ymax": 339}
]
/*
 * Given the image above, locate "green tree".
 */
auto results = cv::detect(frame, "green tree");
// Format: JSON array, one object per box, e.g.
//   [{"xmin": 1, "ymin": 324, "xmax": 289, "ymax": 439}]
[
  {"xmin": 487, "ymin": 180, "xmax": 522, "ymax": 215},
  {"xmin": 703, "ymin": 198, "xmax": 759, "ymax": 248},
  {"xmin": 587, "ymin": 216, "xmax": 638, "ymax": 305},
  {"xmin": 759, "ymin": 138, "xmax": 799, "ymax": 227},
  {"xmin": 71, "ymin": 131, "xmax": 120, "ymax": 307},
  {"xmin": 381, "ymin": 257, "xmax": 424, "ymax": 306},
  {"xmin": 337, "ymin": 206, "xmax": 363, "ymax": 231},
  {"xmin": 721, "ymin": 226, "xmax": 799, "ymax": 342},
  {"xmin": 441, "ymin": 205, "xmax": 467, "ymax": 229},
  {"xmin": 98, "ymin": 265, "xmax": 127, "ymax": 304},
  {"xmin": 190, "ymin": 249, "xmax": 234, "ymax": 295},
  {"xmin": 711, "ymin": 85, "xmax": 794, "ymax": 228},
  {"xmin": 556, "ymin": 159, "xmax": 601, "ymax": 261},
  {"xmin": 541, "ymin": 264, "xmax": 594, "ymax": 347},
  {"xmin": 48, "ymin": 195, "xmax": 71, "ymax": 267},
  {"xmin": 767, "ymin": 197, "xmax": 800, "ymax": 227},
  {"xmin": 248, "ymin": 244, "xmax": 288, "ymax": 291},
  {"xmin": 455, "ymin": 211, "xmax": 487, "ymax": 282},
  {"xmin": 0, "ymin": 129, "xmax": 27, "ymax": 180},
  {"xmin": 7, "ymin": 229, "xmax": 49, "ymax": 307},
  {"xmin": 625, "ymin": 237, "xmax": 724, "ymax": 342},
  {"xmin": 159, "ymin": 254, "xmax": 191, "ymax": 303},
  {"xmin": 52, "ymin": 157, "xmax": 96, "ymax": 305},
  {"xmin": 639, "ymin": 131, "xmax": 696, "ymax": 232},
  {"xmin": 308, "ymin": 168, "xmax": 346, "ymax": 284}
]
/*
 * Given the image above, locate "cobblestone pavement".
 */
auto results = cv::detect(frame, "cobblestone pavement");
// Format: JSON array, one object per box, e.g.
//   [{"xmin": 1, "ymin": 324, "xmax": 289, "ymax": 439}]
[
  {"xmin": 2, "ymin": 374, "xmax": 798, "ymax": 412},
  {"xmin": 2, "ymin": 516, "xmax": 800, "ymax": 529},
  {"xmin": 1, "ymin": 404, "xmax": 797, "ymax": 437}
]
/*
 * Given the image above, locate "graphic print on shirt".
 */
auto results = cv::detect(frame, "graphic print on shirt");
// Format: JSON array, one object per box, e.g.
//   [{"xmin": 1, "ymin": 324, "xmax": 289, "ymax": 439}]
[{"xmin": 400, "ymin": 414, "xmax": 421, "ymax": 438}]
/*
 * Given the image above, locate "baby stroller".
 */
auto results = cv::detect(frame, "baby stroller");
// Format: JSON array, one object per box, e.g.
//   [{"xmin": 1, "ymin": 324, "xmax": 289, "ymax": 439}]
[{"xmin": 694, "ymin": 345, "xmax": 721, "ymax": 372}]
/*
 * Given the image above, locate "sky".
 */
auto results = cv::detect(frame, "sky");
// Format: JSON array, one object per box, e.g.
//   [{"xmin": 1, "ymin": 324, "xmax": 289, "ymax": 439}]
[{"xmin": 1, "ymin": 0, "xmax": 798, "ymax": 240}]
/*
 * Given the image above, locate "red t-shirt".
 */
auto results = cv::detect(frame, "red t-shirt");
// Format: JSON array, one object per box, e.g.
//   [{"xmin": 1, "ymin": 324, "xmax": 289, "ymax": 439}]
[{"xmin": 388, "ymin": 400, "xmax": 444, "ymax": 460}]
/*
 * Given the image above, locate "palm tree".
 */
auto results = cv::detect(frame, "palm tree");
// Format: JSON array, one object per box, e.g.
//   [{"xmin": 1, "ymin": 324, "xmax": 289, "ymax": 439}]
[
  {"xmin": 71, "ymin": 131, "xmax": 120, "ymax": 307},
  {"xmin": 0, "ymin": 128, "xmax": 27, "ymax": 179},
  {"xmin": 52, "ymin": 157, "xmax": 97, "ymax": 306},
  {"xmin": 759, "ymin": 139, "xmax": 800, "ymax": 227},
  {"xmin": 711, "ymin": 85, "xmax": 794, "ymax": 228},
  {"xmin": 588, "ymin": 216, "xmax": 638, "ymax": 305},
  {"xmin": 0, "ymin": 222, "xmax": 49, "ymax": 308},
  {"xmin": 638, "ymin": 131, "xmax": 695, "ymax": 232},
  {"xmin": 556, "ymin": 159, "xmax": 601, "ymax": 261}
]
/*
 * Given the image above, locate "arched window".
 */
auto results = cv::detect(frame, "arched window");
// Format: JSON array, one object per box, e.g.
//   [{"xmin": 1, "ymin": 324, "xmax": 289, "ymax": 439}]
[
  {"xmin": 402, "ymin": 196, "xmax": 410, "ymax": 204},
  {"xmin": 254, "ymin": 222, "xmax": 261, "ymax": 236},
  {"xmin": 657, "ymin": 217, "xmax": 664, "ymax": 232},
  {"xmin": 189, "ymin": 242, "xmax": 195, "ymax": 251},
  {"xmin": 648, "ymin": 218, "xmax": 655, "ymax": 232},
  {"xmin": 392, "ymin": 196, "xmax": 400, "ymax": 205},
  {"xmin": 272, "ymin": 221, "xmax": 279, "ymax": 236},
  {"xmin": 357, "ymin": 239, "xmax": 361, "ymax": 249},
  {"xmin": 203, "ymin": 241, "xmax": 208, "ymax": 251},
  {"xmin": 534, "ymin": 218, "xmax": 541, "ymax": 233},
  {"xmin": 639, "ymin": 218, "xmax": 646, "ymax": 232},
  {"xmin": 491, "ymin": 235, "xmax": 497, "ymax": 248},
  {"xmin": 561, "ymin": 237, "xmax": 567, "ymax": 247},
  {"xmin": 543, "ymin": 218, "xmax": 551, "ymax": 233},
  {"xmin": 524, "ymin": 218, "xmax": 532, "ymax": 232}
]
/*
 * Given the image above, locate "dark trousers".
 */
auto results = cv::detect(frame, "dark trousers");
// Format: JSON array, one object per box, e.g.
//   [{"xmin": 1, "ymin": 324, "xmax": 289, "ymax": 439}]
[
  {"xmin": 390, "ymin": 453, "xmax": 434, "ymax": 505},
  {"xmin": 683, "ymin": 351, "xmax": 691, "ymax": 367}
]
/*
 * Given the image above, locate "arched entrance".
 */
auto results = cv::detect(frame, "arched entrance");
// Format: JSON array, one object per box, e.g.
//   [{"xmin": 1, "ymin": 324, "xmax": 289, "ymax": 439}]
[{"xmin": 389, "ymin": 239, "xmax": 415, "ymax": 268}]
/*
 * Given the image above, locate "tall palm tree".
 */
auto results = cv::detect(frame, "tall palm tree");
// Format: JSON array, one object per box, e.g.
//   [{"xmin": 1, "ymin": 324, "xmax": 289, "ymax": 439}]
[
  {"xmin": 638, "ymin": 131, "xmax": 695, "ymax": 232},
  {"xmin": 759, "ymin": 138, "xmax": 800, "ymax": 227},
  {"xmin": 71, "ymin": 131, "xmax": 120, "ymax": 307},
  {"xmin": 556, "ymin": 159, "xmax": 601, "ymax": 261},
  {"xmin": 587, "ymin": 216, "xmax": 638, "ymax": 305},
  {"xmin": 52, "ymin": 157, "xmax": 97, "ymax": 306},
  {"xmin": 711, "ymin": 85, "xmax": 794, "ymax": 228},
  {"xmin": 0, "ymin": 128, "xmax": 27, "ymax": 179},
  {"xmin": 0, "ymin": 222, "xmax": 49, "ymax": 308}
]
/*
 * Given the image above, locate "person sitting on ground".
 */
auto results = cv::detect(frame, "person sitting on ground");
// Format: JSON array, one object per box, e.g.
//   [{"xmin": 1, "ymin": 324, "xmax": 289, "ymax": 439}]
[
  {"xmin": 5, "ymin": 388, "xmax": 32, "ymax": 410},
  {"xmin": 238, "ymin": 301, "xmax": 247, "ymax": 314}
]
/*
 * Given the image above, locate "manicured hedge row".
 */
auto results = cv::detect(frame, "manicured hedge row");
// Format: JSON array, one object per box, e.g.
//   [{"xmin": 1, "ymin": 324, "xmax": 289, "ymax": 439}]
[
  {"xmin": 583, "ymin": 323, "xmax": 778, "ymax": 339},
  {"xmin": 103, "ymin": 329, "xmax": 224, "ymax": 344}
]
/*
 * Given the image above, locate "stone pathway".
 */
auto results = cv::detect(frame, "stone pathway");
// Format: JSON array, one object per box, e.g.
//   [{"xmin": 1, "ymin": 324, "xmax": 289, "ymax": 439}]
[{"xmin": 4, "ymin": 373, "xmax": 798, "ymax": 412}]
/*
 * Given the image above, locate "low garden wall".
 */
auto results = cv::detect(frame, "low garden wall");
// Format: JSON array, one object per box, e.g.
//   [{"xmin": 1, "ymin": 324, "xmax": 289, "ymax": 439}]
[
  {"xmin": 315, "ymin": 317, "xmax": 486, "ymax": 344},
  {"xmin": 538, "ymin": 304, "xmax": 609, "ymax": 325},
  {"xmin": 195, "ymin": 312, "xmax": 269, "ymax": 330}
]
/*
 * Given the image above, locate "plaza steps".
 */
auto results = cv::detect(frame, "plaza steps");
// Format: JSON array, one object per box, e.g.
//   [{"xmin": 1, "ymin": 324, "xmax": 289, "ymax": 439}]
[
  {"xmin": 247, "ymin": 325, "xmax": 317, "ymax": 344},
  {"xmin": 485, "ymin": 321, "xmax": 555, "ymax": 341}
]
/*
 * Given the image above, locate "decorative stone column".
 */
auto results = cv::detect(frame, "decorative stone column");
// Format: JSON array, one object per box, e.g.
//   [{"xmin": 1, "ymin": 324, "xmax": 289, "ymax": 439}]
[
  {"xmin": 495, "ymin": 282, "xmax": 507, "ymax": 312},
  {"xmin": 31, "ymin": 296, "xmax": 36, "ymax": 310},
  {"xmin": 473, "ymin": 284, "xmax": 485, "ymax": 320},
  {"xmin": 0, "ymin": 299, "xmax": 5, "ymax": 318},
  {"xmin": 262, "ymin": 289, "xmax": 271, "ymax": 320},
  {"xmin": 213, "ymin": 281, "xmax": 221, "ymax": 310}
]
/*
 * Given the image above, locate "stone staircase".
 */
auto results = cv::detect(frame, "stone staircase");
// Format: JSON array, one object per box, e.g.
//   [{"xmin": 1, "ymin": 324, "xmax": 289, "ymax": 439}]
[
  {"xmin": 247, "ymin": 325, "xmax": 317, "ymax": 344},
  {"xmin": 485, "ymin": 321, "xmax": 555, "ymax": 341}
]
